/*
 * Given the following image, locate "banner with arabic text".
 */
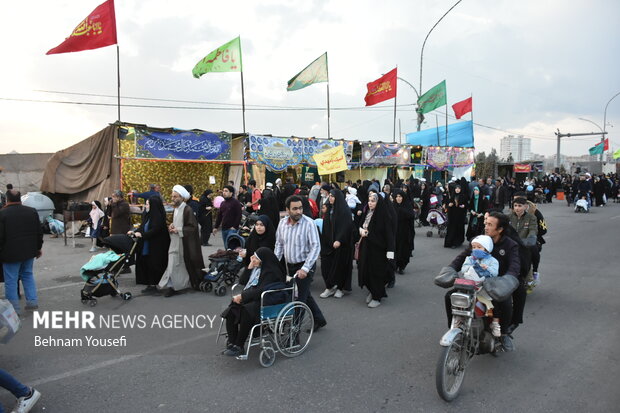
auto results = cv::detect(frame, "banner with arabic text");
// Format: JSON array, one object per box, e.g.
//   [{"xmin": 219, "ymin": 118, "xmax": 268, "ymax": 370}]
[
  {"xmin": 513, "ymin": 163, "xmax": 531, "ymax": 173},
  {"xmin": 303, "ymin": 139, "xmax": 353, "ymax": 166},
  {"xmin": 426, "ymin": 147, "xmax": 475, "ymax": 171},
  {"xmin": 313, "ymin": 145, "xmax": 348, "ymax": 175},
  {"xmin": 248, "ymin": 135, "xmax": 304, "ymax": 172},
  {"xmin": 135, "ymin": 128, "xmax": 231, "ymax": 160},
  {"xmin": 361, "ymin": 143, "xmax": 411, "ymax": 165}
]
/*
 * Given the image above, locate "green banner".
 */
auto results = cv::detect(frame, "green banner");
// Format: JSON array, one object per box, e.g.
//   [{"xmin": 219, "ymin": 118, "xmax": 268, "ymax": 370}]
[
  {"xmin": 588, "ymin": 142, "xmax": 604, "ymax": 155},
  {"xmin": 417, "ymin": 80, "xmax": 446, "ymax": 115},
  {"xmin": 287, "ymin": 52, "xmax": 328, "ymax": 91},
  {"xmin": 192, "ymin": 37, "xmax": 242, "ymax": 78}
]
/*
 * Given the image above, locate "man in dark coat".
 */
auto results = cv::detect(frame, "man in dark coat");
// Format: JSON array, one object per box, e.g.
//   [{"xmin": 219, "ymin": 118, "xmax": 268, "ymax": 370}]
[
  {"xmin": 0, "ymin": 189, "xmax": 43, "ymax": 312},
  {"xmin": 109, "ymin": 190, "xmax": 131, "ymax": 235}
]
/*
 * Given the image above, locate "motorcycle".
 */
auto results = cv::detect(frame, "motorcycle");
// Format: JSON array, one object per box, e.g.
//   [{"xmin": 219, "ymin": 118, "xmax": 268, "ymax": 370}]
[{"xmin": 434, "ymin": 272, "xmax": 512, "ymax": 402}]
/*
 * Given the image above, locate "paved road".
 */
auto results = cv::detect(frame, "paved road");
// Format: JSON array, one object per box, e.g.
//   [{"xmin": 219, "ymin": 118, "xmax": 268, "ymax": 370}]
[{"xmin": 2, "ymin": 201, "xmax": 619, "ymax": 412}]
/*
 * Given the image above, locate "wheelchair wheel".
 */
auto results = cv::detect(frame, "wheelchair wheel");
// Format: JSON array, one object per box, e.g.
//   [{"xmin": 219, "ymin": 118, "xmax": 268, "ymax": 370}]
[
  {"xmin": 204, "ymin": 282, "xmax": 213, "ymax": 293},
  {"xmin": 89, "ymin": 299, "xmax": 97, "ymax": 307},
  {"xmin": 259, "ymin": 347, "xmax": 276, "ymax": 368},
  {"xmin": 274, "ymin": 301, "xmax": 313, "ymax": 358},
  {"xmin": 215, "ymin": 285, "xmax": 226, "ymax": 296},
  {"xmin": 426, "ymin": 231, "xmax": 433, "ymax": 237}
]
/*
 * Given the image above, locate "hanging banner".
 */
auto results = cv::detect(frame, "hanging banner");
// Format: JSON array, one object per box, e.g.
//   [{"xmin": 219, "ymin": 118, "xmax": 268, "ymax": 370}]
[
  {"xmin": 248, "ymin": 135, "xmax": 304, "ymax": 172},
  {"xmin": 513, "ymin": 163, "xmax": 531, "ymax": 173},
  {"xmin": 413, "ymin": 165, "xmax": 425, "ymax": 179},
  {"xmin": 425, "ymin": 147, "xmax": 475, "ymax": 171},
  {"xmin": 135, "ymin": 128, "xmax": 231, "ymax": 160},
  {"xmin": 303, "ymin": 139, "xmax": 353, "ymax": 166},
  {"xmin": 313, "ymin": 145, "xmax": 349, "ymax": 175},
  {"xmin": 361, "ymin": 143, "xmax": 411, "ymax": 165}
]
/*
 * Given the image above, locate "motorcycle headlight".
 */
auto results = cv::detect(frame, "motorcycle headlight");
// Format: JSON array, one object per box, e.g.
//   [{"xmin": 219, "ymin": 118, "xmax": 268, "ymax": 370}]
[{"xmin": 450, "ymin": 292, "xmax": 471, "ymax": 309}]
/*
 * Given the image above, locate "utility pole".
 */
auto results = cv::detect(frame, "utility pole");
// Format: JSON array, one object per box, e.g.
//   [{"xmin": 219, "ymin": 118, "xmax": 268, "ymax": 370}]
[{"xmin": 555, "ymin": 129, "xmax": 608, "ymax": 171}]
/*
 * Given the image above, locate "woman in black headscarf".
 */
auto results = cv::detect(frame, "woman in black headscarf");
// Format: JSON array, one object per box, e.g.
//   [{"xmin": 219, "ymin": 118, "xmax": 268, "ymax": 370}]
[
  {"xmin": 239, "ymin": 215, "xmax": 276, "ymax": 282},
  {"xmin": 358, "ymin": 192, "xmax": 395, "ymax": 308},
  {"xmin": 465, "ymin": 186, "xmax": 488, "ymax": 240},
  {"xmin": 392, "ymin": 189, "xmax": 415, "ymax": 274},
  {"xmin": 443, "ymin": 185, "xmax": 467, "ymax": 248},
  {"xmin": 319, "ymin": 189, "xmax": 354, "ymax": 298},
  {"xmin": 258, "ymin": 188, "xmax": 281, "ymax": 228},
  {"xmin": 419, "ymin": 181, "xmax": 431, "ymax": 226},
  {"xmin": 222, "ymin": 247, "xmax": 285, "ymax": 356},
  {"xmin": 132, "ymin": 196, "xmax": 170, "ymax": 293},
  {"xmin": 198, "ymin": 189, "xmax": 214, "ymax": 246}
]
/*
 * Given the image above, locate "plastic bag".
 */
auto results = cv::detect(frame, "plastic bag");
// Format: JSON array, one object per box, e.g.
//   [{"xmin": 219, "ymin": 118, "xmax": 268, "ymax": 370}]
[{"xmin": 0, "ymin": 299, "xmax": 21, "ymax": 344}]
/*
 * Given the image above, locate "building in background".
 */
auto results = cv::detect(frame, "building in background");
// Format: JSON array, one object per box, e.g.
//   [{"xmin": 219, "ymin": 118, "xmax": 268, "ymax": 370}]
[{"xmin": 500, "ymin": 135, "xmax": 531, "ymax": 162}]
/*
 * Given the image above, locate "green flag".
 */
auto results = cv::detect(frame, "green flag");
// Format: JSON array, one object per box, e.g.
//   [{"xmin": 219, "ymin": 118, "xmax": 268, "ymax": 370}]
[
  {"xmin": 417, "ymin": 80, "xmax": 446, "ymax": 115},
  {"xmin": 614, "ymin": 148, "xmax": 620, "ymax": 159},
  {"xmin": 588, "ymin": 141, "xmax": 604, "ymax": 155},
  {"xmin": 192, "ymin": 37, "xmax": 242, "ymax": 78},
  {"xmin": 287, "ymin": 52, "xmax": 328, "ymax": 91}
]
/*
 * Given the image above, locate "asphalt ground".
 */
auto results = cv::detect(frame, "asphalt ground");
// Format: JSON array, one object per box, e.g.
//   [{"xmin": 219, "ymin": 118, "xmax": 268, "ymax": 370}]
[{"xmin": 1, "ymin": 200, "xmax": 619, "ymax": 412}]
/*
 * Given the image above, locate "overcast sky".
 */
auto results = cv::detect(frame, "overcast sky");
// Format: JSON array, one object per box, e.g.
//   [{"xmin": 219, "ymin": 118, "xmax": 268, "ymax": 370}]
[{"xmin": 1, "ymin": 0, "xmax": 619, "ymax": 157}]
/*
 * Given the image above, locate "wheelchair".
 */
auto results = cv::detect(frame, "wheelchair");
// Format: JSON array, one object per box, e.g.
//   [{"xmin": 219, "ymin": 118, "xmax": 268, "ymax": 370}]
[{"xmin": 217, "ymin": 278, "xmax": 314, "ymax": 367}]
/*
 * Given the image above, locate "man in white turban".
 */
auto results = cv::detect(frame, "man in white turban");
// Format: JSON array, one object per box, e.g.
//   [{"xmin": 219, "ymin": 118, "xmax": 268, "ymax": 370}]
[{"xmin": 158, "ymin": 185, "xmax": 204, "ymax": 296}]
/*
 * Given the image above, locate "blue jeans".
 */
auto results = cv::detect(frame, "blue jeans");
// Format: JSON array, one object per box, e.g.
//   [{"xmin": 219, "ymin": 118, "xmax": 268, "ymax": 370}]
[
  {"xmin": 221, "ymin": 229, "xmax": 235, "ymax": 247},
  {"xmin": 3, "ymin": 259, "xmax": 38, "ymax": 312},
  {"xmin": 0, "ymin": 369, "xmax": 29, "ymax": 413}
]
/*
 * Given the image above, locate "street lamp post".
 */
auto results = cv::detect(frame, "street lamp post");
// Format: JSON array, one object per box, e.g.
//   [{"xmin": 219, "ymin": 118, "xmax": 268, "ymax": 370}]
[
  {"xmin": 603, "ymin": 91, "xmax": 620, "ymax": 161},
  {"xmin": 417, "ymin": 0, "xmax": 463, "ymax": 131},
  {"xmin": 578, "ymin": 117, "xmax": 604, "ymax": 161}
]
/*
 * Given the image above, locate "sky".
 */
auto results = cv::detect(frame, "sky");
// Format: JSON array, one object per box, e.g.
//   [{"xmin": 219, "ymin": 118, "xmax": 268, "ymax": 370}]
[{"xmin": 1, "ymin": 0, "xmax": 619, "ymax": 158}]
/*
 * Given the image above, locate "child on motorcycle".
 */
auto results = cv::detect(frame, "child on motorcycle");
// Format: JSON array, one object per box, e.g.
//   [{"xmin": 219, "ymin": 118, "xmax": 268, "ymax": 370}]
[{"xmin": 458, "ymin": 235, "xmax": 501, "ymax": 337}]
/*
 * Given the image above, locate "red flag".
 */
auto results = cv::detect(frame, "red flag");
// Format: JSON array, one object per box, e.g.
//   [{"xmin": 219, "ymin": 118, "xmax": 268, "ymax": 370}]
[
  {"xmin": 452, "ymin": 97, "xmax": 472, "ymax": 119},
  {"xmin": 46, "ymin": 0, "xmax": 117, "ymax": 55},
  {"xmin": 364, "ymin": 68, "xmax": 397, "ymax": 106},
  {"xmin": 604, "ymin": 138, "xmax": 609, "ymax": 151}
]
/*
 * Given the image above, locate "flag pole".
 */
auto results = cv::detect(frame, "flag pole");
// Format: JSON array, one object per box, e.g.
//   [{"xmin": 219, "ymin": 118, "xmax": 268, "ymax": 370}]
[
  {"xmin": 116, "ymin": 44, "xmax": 121, "ymax": 123},
  {"xmin": 240, "ymin": 71, "xmax": 246, "ymax": 133},
  {"xmin": 435, "ymin": 115, "xmax": 440, "ymax": 146},
  {"xmin": 445, "ymin": 93, "xmax": 448, "ymax": 146},
  {"xmin": 326, "ymin": 52, "xmax": 330, "ymax": 139},
  {"xmin": 393, "ymin": 65, "xmax": 398, "ymax": 143}
]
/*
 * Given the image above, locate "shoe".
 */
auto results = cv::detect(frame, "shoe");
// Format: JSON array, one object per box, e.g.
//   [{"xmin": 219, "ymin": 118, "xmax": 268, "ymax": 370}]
[
  {"xmin": 221, "ymin": 342, "xmax": 235, "ymax": 354},
  {"xmin": 163, "ymin": 288, "xmax": 177, "ymax": 297},
  {"xmin": 12, "ymin": 387, "xmax": 41, "ymax": 413},
  {"xmin": 319, "ymin": 286, "xmax": 337, "ymax": 298},
  {"xmin": 501, "ymin": 335, "xmax": 515, "ymax": 352},
  {"xmin": 490, "ymin": 321, "xmax": 501, "ymax": 338},
  {"xmin": 24, "ymin": 304, "xmax": 39, "ymax": 311},
  {"xmin": 202, "ymin": 243, "xmax": 212, "ymax": 247},
  {"xmin": 532, "ymin": 272, "xmax": 540, "ymax": 286},
  {"xmin": 368, "ymin": 300, "xmax": 381, "ymax": 308},
  {"xmin": 89, "ymin": 247, "xmax": 97, "ymax": 252},
  {"xmin": 313, "ymin": 319, "xmax": 327, "ymax": 332},
  {"xmin": 334, "ymin": 289, "xmax": 344, "ymax": 298},
  {"xmin": 366, "ymin": 293, "xmax": 373, "ymax": 304},
  {"xmin": 223, "ymin": 345, "xmax": 242, "ymax": 357},
  {"xmin": 141, "ymin": 286, "xmax": 157, "ymax": 294},
  {"xmin": 386, "ymin": 279, "xmax": 395, "ymax": 289},
  {"xmin": 398, "ymin": 268, "xmax": 404, "ymax": 275}
]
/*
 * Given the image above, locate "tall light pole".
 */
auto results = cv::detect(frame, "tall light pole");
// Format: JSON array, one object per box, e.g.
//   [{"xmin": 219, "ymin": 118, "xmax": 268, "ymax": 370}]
[
  {"xmin": 603, "ymin": 91, "xmax": 620, "ymax": 161},
  {"xmin": 578, "ymin": 117, "xmax": 604, "ymax": 161},
  {"xmin": 417, "ymin": 0, "xmax": 463, "ymax": 131}
]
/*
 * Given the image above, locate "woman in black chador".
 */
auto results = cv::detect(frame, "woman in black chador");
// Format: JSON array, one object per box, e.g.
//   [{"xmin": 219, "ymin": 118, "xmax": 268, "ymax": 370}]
[
  {"xmin": 197, "ymin": 189, "xmax": 214, "ymax": 246},
  {"xmin": 319, "ymin": 189, "xmax": 353, "ymax": 298},
  {"xmin": 239, "ymin": 215, "xmax": 276, "ymax": 281},
  {"xmin": 132, "ymin": 196, "xmax": 171, "ymax": 293},
  {"xmin": 357, "ymin": 192, "xmax": 395, "ymax": 308},
  {"xmin": 443, "ymin": 185, "xmax": 467, "ymax": 248},
  {"xmin": 392, "ymin": 189, "xmax": 415, "ymax": 274},
  {"xmin": 465, "ymin": 186, "xmax": 489, "ymax": 240},
  {"xmin": 258, "ymin": 188, "xmax": 281, "ymax": 228}
]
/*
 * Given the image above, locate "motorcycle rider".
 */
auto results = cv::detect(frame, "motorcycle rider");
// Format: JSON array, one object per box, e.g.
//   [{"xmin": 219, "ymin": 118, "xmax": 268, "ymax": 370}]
[{"xmin": 445, "ymin": 211, "xmax": 521, "ymax": 351}]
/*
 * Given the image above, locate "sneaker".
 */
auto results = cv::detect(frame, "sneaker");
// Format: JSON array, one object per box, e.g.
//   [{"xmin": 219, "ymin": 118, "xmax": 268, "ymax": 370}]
[
  {"xmin": 24, "ymin": 304, "xmax": 39, "ymax": 311},
  {"xmin": 490, "ymin": 321, "xmax": 501, "ymax": 338},
  {"xmin": 12, "ymin": 387, "xmax": 41, "ymax": 413},
  {"xmin": 532, "ymin": 272, "xmax": 540, "ymax": 286},
  {"xmin": 334, "ymin": 289, "xmax": 344, "ymax": 298},
  {"xmin": 501, "ymin": 335, "xmax": 515, "ymax": 352},
  {"xmin": 365, "ymin": 293, "xmax": 373, "ymax": 304},
  {"xmin": 141, "ymin": 286, "xmax": 157, "ymax": 294},
  {"xmin": 223, "ymin": 345, "xmax": 242, "ymax": 357},
  {"xmin": 367, "ymin": 299, "xmax": 381, "ymax": 308},
  {"xmin": 319, "ymin": 287, "xmax": 336, "ymax": 298},
  {"xmin": 89, "ymin": 247, "xmax": 97, "ymax": 252}
]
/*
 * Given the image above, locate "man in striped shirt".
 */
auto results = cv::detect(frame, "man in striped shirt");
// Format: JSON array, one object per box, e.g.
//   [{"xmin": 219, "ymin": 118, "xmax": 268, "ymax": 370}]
[{"xmin": 275, "ymin": 195, "xmax": 327, "ymax": 331}]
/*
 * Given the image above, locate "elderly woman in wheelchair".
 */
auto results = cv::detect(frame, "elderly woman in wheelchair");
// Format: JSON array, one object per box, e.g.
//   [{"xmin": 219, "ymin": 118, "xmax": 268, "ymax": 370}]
[{"xmin": 219, "ymin": 247, "xmax": 315, "ymax": 367}]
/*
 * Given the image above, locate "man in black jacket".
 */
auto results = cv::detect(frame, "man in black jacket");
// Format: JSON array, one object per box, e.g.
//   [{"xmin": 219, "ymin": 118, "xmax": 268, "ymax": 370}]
[
  {"xmin": 0, "ymin": 190, "xmax": 43, "ymax": 312},
  {"xmin": 446, "ymin": 211, "xmax": 520, "ymax": 351}
]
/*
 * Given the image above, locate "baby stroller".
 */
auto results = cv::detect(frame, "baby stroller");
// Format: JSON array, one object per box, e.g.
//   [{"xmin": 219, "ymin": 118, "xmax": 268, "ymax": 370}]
[
  {"xmin": 426, "ymin": 195, "xmax": 447, "ymax": 237},
  {"xmin": 79, "ymin": 235, "xmax": 137, "ymax": 306},
  {"xmin": 200, "ymin": 235, "xmax": 245, "ymax": 296},
  {"xmin": 574, "ymin": 198, "xmax": 589, "ymax": 213}
]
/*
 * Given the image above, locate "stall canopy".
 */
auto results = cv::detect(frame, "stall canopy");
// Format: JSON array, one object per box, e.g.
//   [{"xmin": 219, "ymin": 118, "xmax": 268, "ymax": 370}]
[
  {"xmin": 405, "ymin": 120, "xmax": 474, "ymax": 148},
  {"xmin": 40, "ymin": 124, "xmax": 119, "ymax": 202}
]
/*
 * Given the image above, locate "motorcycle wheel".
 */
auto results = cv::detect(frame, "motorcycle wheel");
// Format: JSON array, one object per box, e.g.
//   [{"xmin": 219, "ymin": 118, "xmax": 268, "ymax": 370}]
[{"xmin": 435, "ymin": 330, "xmax": 467, "ymax": 402}]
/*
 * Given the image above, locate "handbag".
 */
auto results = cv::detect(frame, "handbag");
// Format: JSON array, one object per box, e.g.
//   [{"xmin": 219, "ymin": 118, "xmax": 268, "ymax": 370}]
[
  {"xmin": 0, "ymin": 299, "xmax": 21, "ymax": 344},
  {"xmin": 354, "ymin": 241, "xmax": 361, "ymax": 261}
]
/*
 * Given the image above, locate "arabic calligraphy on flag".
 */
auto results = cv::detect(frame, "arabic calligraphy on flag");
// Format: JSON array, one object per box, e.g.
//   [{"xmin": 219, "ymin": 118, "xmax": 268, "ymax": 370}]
[
  {"xmin": 46, "ymin": 0, "xmax": 117, "ymax": 55},
  {"xmin": 417, "ymin": 80, "xmax": 447, "ymax": 115},
  {"xmin": 192, "ymin": 37, "xmax": 242, "ymax": 78},
  {"xmin": 364, "ymin": 68, "xmax": 397, "ymax": 106}
]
